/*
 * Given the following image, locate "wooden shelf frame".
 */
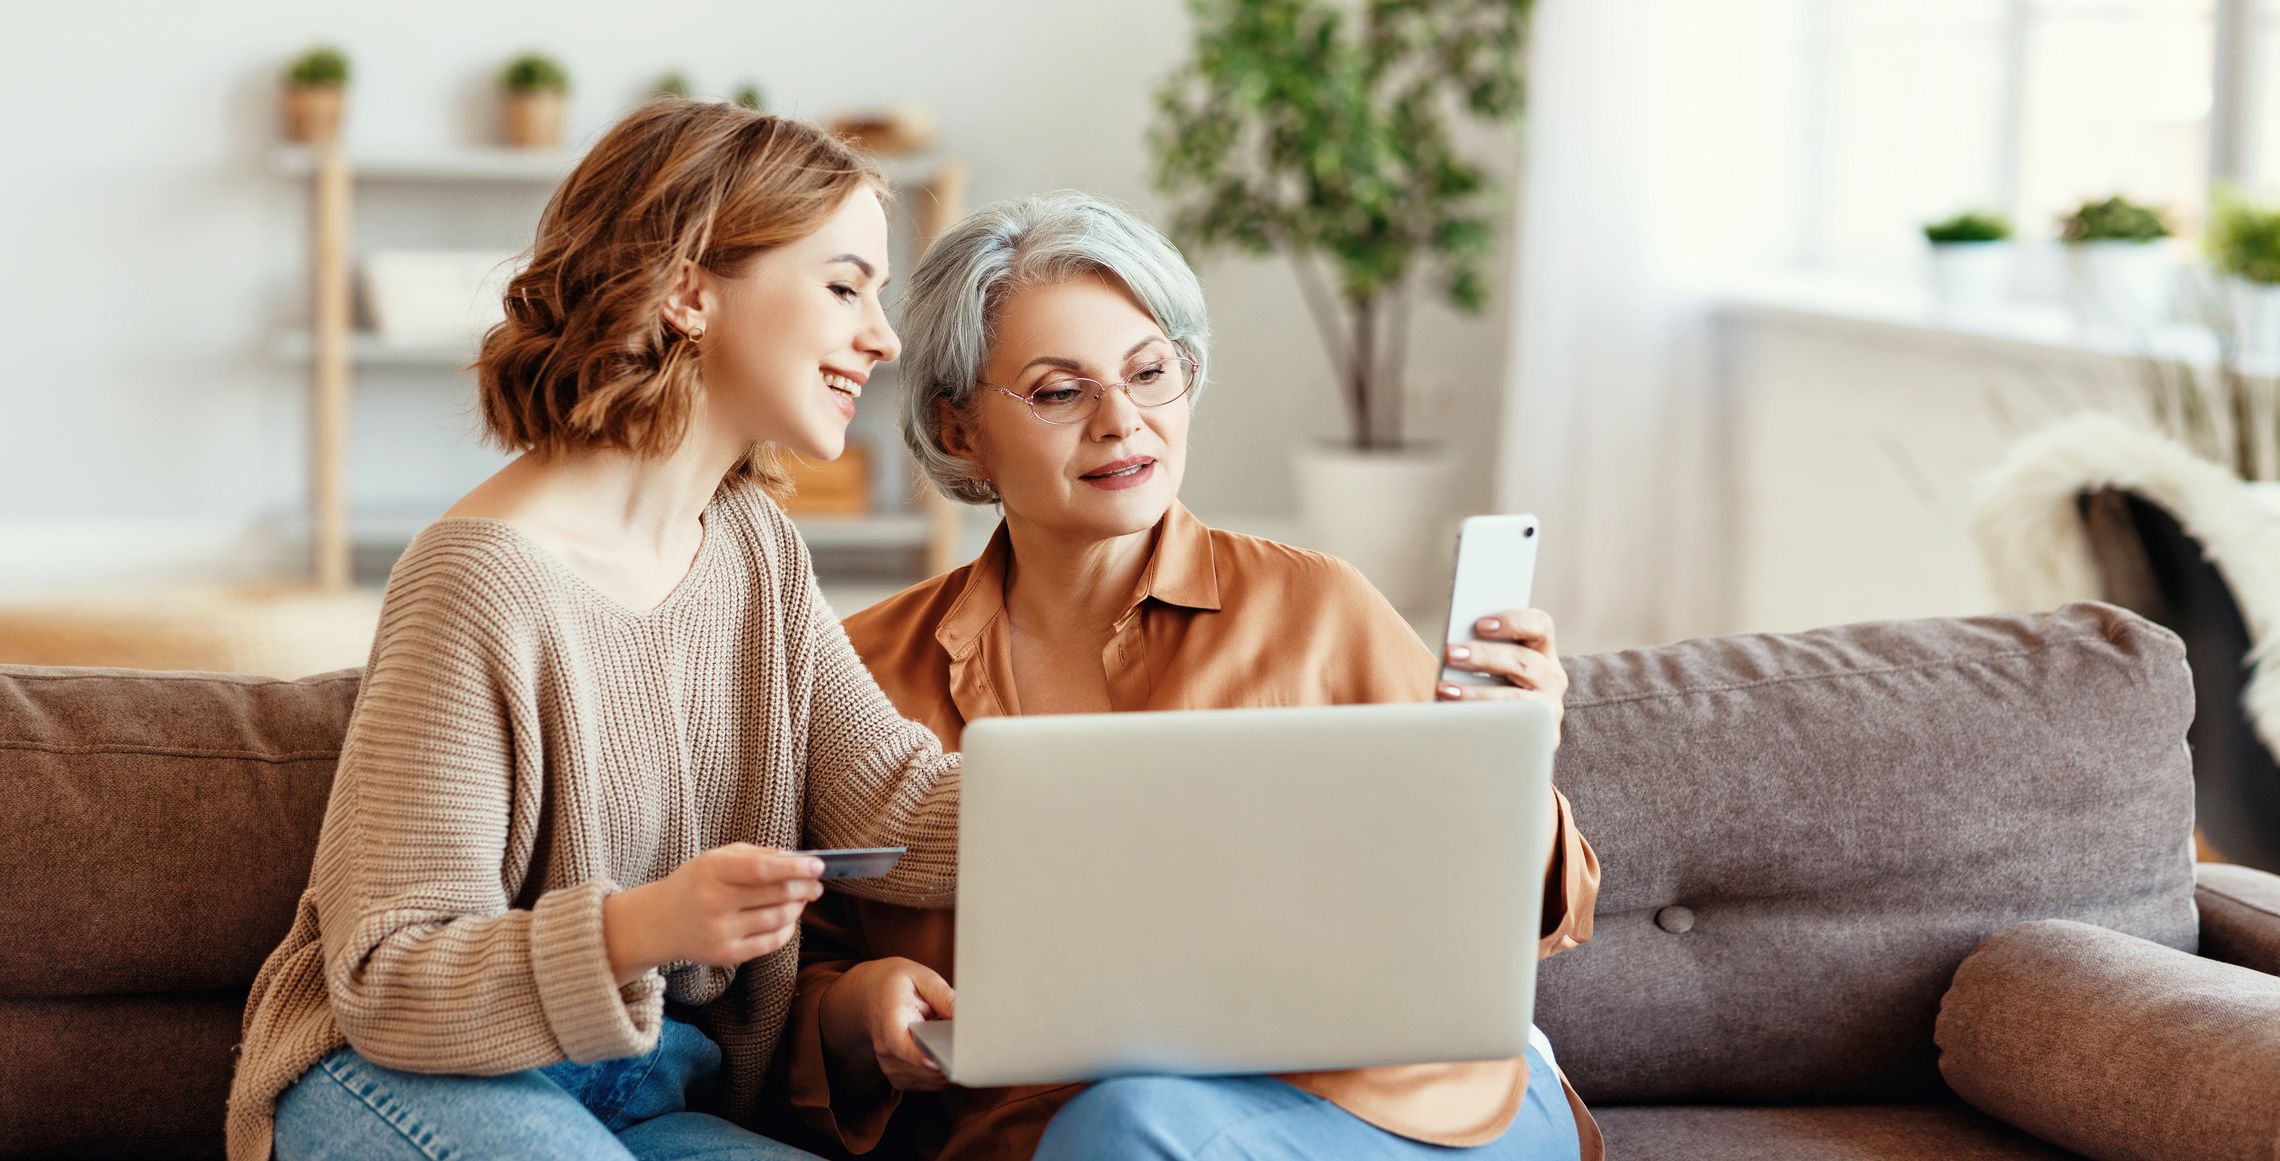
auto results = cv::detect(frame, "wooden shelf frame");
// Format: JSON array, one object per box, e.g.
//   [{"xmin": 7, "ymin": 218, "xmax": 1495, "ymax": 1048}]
[{"xmin": 279, "ymin": 144, "xmax": 968, "ymax": 587}]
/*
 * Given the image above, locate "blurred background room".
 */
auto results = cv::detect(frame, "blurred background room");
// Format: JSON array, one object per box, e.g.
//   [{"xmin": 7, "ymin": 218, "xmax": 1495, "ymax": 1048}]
[{"xmin": 5, "ymin": 0, "xmax": 2278, "ymax": 696}]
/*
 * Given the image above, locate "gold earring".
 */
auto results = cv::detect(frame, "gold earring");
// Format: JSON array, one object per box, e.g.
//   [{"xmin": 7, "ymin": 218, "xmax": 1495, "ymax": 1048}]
[{"xmin": 687, "ymin": 326, "xmax": 705, "ymax": 345}]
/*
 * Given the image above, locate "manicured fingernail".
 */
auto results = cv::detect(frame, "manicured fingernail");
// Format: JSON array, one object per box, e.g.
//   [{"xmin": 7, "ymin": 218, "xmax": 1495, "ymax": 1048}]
[
  {"xmin": 1446, "ymin": 644, "xmax": 1471, "ymax": 662},
  {"xmin": 803, "ymin": 859, "xmax": 826, "ymax": 875},
  {"xmin": 1479, "ymin": 617, "xmax": 1501, "ymax": 633},
  {"xmin": 1438, "ymin": 683, "xmax": 1463, "ymax": 700}
]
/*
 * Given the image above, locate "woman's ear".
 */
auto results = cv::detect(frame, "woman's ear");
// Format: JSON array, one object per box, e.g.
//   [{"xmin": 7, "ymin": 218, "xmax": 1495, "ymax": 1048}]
[
  {"xmin": 937, "ymin": 398, "xmax": 979, "ymax": 462},
  {"xmin": 662, "ymin": 258, "xmax": 710, "ymax": 337}
]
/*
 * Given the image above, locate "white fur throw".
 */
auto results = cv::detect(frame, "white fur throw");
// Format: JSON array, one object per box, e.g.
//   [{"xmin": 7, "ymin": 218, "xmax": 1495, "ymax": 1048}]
[{"xmin": 1971, "ymin": 413, "xmax": 2280, "ymax": 766}]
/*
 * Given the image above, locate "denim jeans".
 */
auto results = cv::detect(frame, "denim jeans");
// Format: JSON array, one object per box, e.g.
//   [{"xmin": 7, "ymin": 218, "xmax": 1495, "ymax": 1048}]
[
  {"xmin": 1033, "ymin": 1036, "xmax": 1581, "ymax": 1161},
  {"xmin": 273, "ymin": 1013, "xmax": 822, "ymax": 1161}
]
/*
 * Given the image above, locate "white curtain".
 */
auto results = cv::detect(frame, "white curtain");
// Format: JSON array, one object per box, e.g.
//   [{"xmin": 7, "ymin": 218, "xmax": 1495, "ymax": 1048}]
[{"xmin": 1497, "ymin": 0, "xmax": 1812, "ymax": 652}]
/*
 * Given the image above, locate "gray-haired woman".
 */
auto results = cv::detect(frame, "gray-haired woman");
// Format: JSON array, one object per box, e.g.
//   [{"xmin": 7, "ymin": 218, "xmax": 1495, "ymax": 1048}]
[{"xmin": 780, "ymin": 191, "xmax": 1601, "ymax": 1161}]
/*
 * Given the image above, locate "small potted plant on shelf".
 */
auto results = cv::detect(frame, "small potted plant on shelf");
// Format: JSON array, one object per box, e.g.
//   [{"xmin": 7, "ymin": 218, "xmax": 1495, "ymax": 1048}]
[
  {"xmin": 499, "ymin": 53, "xmax": 569, "ymax": 149},
  {"xmin": 1922, "ymin": 210, "xmax": 2012, "ymax": 312},
  {"xmin": 2206, "ymin": 188, "xmax": 2280, "ymax": 364},
  {"xmin": 653, "ymin": 70, "xmax": 691, "ymax": 99},
  {"xmin": 2060, "ymin": 194, "xmax": 2173, "ymax": 331},
  {"xmin": 281, "ymin": 46, "xmax": 349, "ymax": 145},
  {"xmin": 733, "ymin": 83, "xmax": 765, "ymax": 112}
]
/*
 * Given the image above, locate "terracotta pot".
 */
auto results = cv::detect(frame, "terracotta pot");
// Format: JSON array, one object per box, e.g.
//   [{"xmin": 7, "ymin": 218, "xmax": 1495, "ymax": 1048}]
[
  {"xmin": 281, "ymin": 84, "xmax": 344, "ymax": 145},
  {"xmin": 501, "ymin": 90, "xmax": 566, "ymax": 149}
]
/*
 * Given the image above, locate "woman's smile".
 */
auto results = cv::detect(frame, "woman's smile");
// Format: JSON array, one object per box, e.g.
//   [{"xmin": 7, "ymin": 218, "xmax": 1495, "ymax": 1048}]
[
  {"xmin": 1080, "ymin": 455, "xmax": 1156, "ymax": 490},
  {"xmin": 823, "ymin": 366, "xmax": 866, "ymax": 420}
]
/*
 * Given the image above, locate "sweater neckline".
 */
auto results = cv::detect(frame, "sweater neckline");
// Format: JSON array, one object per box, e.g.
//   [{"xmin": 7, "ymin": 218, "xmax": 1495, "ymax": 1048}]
[{"xmin": 430, "ymin": 507, "xmax": 725, "ymax": 622}]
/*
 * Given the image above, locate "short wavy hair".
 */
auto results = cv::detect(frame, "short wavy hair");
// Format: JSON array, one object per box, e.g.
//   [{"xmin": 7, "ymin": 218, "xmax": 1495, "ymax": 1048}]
[
  {"xmin": 896, "ymin": 191, "xmax": 1211, "ymax": 505},
  {"xmin": 475, "ymin": 100, "xmax": 886, "ymax": 495}
]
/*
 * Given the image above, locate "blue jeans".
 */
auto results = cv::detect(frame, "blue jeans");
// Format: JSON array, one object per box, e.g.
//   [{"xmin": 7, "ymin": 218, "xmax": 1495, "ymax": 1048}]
[
  {"xmin": 273, "ymin": 1013, "xmax": 822, "ymax": 1160},
  {"xmin": 1034, "ymin": 1040, "xmax": 1580, "ymax": 1160}
]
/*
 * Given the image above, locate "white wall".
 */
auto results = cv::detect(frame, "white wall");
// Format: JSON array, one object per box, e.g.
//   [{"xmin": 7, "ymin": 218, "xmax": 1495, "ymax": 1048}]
[
  {"xmin": 1716, "ymin": 302, "xmax": 2155, "ymax": 637},
  {"xmin": 0, "ymin": 0, "xmax": 1521, "ymax": 594}
]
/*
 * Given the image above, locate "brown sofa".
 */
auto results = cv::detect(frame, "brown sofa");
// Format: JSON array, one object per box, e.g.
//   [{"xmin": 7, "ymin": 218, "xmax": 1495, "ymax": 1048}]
[{"xmin": 4, "ymin": 602, "xmax": 2277, "ymax": 1160}]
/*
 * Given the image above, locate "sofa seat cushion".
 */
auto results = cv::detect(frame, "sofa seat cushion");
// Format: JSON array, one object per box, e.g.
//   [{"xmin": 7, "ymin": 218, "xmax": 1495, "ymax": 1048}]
[
  {"xmin": 0, "ymin": 991, "xmax": 239, "ymax": 1159},
  {"xmin": 1596, "ymin": 1105, "xmax": 2082, "ymax": 1160}
]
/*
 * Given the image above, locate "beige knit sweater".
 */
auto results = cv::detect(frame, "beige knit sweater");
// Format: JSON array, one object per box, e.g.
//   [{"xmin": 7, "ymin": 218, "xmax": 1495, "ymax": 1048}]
[{"xmin": 224, "ymin": 482, "xmax": 960, "ymax": 1161}]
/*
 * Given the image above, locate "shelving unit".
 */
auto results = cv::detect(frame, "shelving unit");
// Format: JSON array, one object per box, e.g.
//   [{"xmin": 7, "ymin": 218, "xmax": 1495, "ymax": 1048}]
[{"xmin": 275, "ymin": 141, "xmax": 967, "ymax": 590}]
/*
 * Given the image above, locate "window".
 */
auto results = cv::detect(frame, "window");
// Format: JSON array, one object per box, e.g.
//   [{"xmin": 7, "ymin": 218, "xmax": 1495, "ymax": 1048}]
[{"xmin": 1810, "ymin": 0, "xmax": 2228, "ymax": 280}]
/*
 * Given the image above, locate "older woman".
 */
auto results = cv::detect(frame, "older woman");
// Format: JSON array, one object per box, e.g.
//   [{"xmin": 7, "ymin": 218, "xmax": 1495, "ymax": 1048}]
[{"xmin": 779, "ymin": 192, "xmax": 1600, "ymax": 1161}]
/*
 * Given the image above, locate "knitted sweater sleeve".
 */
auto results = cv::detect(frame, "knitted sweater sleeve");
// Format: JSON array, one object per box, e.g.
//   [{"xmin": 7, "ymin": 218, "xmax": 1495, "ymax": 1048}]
[
  {"xmin": 312, "ymin": 548, "xmax": 664, "ymax": 1073},
  {"xmin": 794, "ymin": 566, "xmax": 960, "ymax": 910}
]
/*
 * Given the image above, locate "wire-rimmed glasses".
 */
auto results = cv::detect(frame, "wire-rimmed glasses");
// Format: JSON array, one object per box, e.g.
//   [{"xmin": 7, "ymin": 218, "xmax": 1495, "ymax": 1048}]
[{"xmin": 982, "ymin": 345, "xmax": 1198, "ymax": 425}]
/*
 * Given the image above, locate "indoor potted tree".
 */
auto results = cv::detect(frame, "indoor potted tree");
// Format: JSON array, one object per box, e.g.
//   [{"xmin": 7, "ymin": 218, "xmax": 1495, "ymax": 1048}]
[
  {"xmin": 281, "ymin": 46, "xmax": 349, "ymax": 145},
  {"xmin": 1922, "ymin": 210, "xmax": 2012, "ymax": 312},
  {"xmin": 2207, "ymin": 187, "xmax": 2280, "ymax": 365},
  {"xmin": 2061, "ymin": 195, "xmax": 2173, "ymax": 332},
  {"xmin": 1149, "ymin": 0, "xmax": 1532, "ymax": 606},
  {"xmin": 499, "ymin": 53, "xmax": 570, "ymax": 149}
]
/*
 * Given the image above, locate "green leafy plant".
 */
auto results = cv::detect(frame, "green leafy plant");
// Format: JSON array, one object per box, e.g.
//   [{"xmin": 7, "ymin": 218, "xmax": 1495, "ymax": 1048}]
[
  {"xmin": 654, "ymin": 71, "xmax": 690, "ymax": 99},
  {"xmin": 733, "ymin": 83, "xmax": 765, "ymax": 111},
  {"xmin": 1923, "ymin": 211, "xmax": 2010, "ymax": 245},
  {"xmin": 1149, "ymin": 0, "xmax": 1532, "ymax": 449},
  {"xmin": 284, "ymin": 46, "xmax": 349, "ymax": 88},
  {"xmin": 2060, "ymin": 196, "xmax": 2170, "ymax": 244},
  {"xmin": 2207, "ymin": 187, "xmax": 2280, "ymax": 286},
  {"xmin": 500, "ymin": 53, "xmax": 570, "ymax": 94}
]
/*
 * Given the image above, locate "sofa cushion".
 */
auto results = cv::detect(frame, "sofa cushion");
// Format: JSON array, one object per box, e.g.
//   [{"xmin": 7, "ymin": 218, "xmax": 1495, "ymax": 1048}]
[
  {"xmin": 0, "ymin": 666, "xmax": 358, "ymax": 997},
  {"xmin": 2197, "ymin": 861, "xmax": 2280, "ymax": 977},
  {"xmin": 0, "ymin": 992, "xmax": 238, "ymax": 1159},
  {"xmin": 1538, "ymin": 603, "xmax": 2197, "ymax": 1104},
  {"xmin": 1937, "ymin": 919, "xmax": 2280, "ymax": 1161},
  {"xmin": 1595, "ymin": 1105, "xmax": 2082, "ymax": 1160}
]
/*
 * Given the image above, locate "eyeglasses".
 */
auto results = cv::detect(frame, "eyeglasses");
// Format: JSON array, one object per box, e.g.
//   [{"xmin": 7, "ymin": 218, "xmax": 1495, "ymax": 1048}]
[{"xmin": 982, "ymin": 348, "xmax": 1198, "ymax": 425}]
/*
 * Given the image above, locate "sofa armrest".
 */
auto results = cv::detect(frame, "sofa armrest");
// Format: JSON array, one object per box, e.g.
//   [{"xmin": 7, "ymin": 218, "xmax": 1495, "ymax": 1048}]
[
  {"xmin": 2198, "ymin": 862, "xmax": 2280, "ymax": 977},
  {"xmin": 1935, "ymin": 919, "xmax": 2280, "ymax": 1161}
]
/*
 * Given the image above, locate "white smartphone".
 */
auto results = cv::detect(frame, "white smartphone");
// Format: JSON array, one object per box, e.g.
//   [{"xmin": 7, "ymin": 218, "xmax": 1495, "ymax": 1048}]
[{"xmin": 1441, "ymin": 514, "xmax": 1540, "ymax": 687}]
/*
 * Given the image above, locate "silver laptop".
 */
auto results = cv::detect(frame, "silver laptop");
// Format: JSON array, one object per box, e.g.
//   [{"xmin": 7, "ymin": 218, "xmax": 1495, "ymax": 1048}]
[{"xmin": 911, "ymin": 700, "xmax": 1557, "ymax": 1087}]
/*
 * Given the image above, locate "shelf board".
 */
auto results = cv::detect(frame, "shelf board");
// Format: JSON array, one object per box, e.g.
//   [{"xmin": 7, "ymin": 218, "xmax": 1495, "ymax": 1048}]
[
  {"xmin": 273, "ymin": 333, "xmax": 917, "ymax": 382},
  {"xmin": 791, "ymin": 514, "xmax": 930, "ymax": 549},
  {"xmin": 272, "ymin": 145, "xmax": 951, "ymax": 187},
  {"xmin": 272, "ymin": 145, "xmax": 578, "ymax": 183},
  {"xmin": 274, "ymin": 330, "xmax": 477, "ymax": 368},
  {"xmin": 348, "ymin": 511, "xmax": 931, "ymax": 552}
]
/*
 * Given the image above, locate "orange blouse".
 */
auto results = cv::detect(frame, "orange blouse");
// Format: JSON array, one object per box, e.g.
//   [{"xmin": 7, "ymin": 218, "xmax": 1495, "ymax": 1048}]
[{"xmin": 782, "ymin": 504, "xmax": 1603, "ymax": 1160}]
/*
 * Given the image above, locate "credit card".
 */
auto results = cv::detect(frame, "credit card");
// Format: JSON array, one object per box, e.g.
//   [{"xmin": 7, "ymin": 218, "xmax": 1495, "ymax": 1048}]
[{"xmin": 784, "ymin": 846, "xmax": 906, "ymax": 881}]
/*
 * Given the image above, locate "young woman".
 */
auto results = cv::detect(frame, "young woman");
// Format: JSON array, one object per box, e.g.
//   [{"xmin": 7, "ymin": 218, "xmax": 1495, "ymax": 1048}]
[
  {"xmin": 782, "ymin": 192, "xmax": 1601, "ymax": 1160},
  {"xmin": 225, "ymin": 102, "xmax": 959, "ymax": 1161}
]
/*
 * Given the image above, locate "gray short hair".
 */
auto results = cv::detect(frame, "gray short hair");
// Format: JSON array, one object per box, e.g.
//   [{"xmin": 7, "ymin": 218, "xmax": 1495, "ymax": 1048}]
[{"xmin": 896, "ymin": 191, "xmax": 1211, "ymax": 506}]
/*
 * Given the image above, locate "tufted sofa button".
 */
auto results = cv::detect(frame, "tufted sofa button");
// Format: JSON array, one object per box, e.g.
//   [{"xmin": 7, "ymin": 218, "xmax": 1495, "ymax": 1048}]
[{"xmin": 1655, "ymin": 905, "xmax": 1695, "ymax": 934}]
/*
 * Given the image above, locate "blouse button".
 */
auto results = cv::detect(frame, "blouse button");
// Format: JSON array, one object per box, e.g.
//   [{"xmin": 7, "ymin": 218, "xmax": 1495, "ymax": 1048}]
[{"xmin": 1654, "ymin": 905, "xmax": 1695, "ymax": 934}]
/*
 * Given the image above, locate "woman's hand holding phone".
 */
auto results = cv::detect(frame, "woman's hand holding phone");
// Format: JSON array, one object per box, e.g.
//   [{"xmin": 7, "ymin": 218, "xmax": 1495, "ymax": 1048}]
[
  {"xmin": 1436, "ymin": 607, "xmax": 1569, "ymax": 745},
  {"xmin": 602, "ymin": 844, "xmax": 826, "ymax": 986}
]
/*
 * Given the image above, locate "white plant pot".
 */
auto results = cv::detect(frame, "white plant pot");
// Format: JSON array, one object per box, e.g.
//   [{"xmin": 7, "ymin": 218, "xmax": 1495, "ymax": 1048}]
[
  {"xmin": 2226, "ymin": 277, "xmax": 2280, "ymax": 367},
  {"xmin": 2065, "ymin": 240, "xmax": 2173, "ymax": 332},
  {"xmin": 1293, "ymin": 442, "xmax": 1457, "ymax": 612},
  {"xmin": 1925, "ymin": 242, "xmax": 2011, "ymax": 312}
]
